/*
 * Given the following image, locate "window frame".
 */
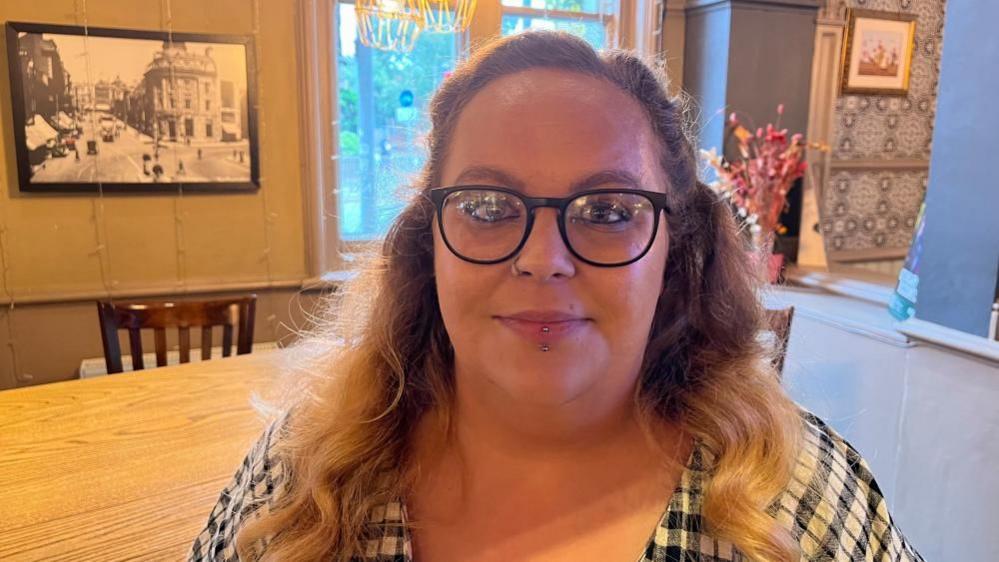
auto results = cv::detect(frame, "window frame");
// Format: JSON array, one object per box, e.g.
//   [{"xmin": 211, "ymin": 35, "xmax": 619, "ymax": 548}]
[{"xmin": 297, "ymin": 0, "xmax": 637, "ymax": 280}]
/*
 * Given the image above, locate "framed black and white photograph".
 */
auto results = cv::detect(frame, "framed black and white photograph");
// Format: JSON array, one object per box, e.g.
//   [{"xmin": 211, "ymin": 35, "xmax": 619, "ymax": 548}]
[{"xmin": 4, "ymin": 21, "xmax": 259, "ymax": 193}]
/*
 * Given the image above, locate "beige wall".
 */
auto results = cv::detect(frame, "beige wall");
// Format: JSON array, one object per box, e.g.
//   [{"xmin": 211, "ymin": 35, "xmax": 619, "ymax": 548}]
[
  {"xmin": 0, "ymin": 288, "xmax": 326, "ymax": 388},
  {"xmin": 0, "ymin": 0, "xmax": 312, "ymax": 388}
]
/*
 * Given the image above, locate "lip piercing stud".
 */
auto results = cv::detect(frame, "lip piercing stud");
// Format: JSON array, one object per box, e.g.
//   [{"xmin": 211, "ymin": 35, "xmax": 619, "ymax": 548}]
[
  {"xmin": 541, "ymin": 326, "xmax": 551, "ymax": 334},
  {"xmin": 540, "ymin": 344, "xmax": 550, "ymax": 352}
]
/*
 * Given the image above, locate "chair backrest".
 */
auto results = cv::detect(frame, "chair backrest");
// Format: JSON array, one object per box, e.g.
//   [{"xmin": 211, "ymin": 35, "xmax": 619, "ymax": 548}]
[
  {"xmin": 764, "ymin": 306, "xmax": 795, "ymax": 377},
  {"xmin": 96, "ymin": 296, "xmax": 257, "ymax": 374}
]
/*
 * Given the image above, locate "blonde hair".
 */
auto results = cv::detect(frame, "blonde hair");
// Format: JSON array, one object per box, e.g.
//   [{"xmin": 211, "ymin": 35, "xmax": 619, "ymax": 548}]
[{"xmin": 237, "ymin": 31, "xmax": 803, "ymax": 561}]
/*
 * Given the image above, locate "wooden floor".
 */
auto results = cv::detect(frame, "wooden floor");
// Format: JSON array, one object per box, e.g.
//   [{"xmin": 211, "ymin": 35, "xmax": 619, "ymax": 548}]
[{"xmin": 0, "ymin": 350, "xmax": 285, "ymax": 561}]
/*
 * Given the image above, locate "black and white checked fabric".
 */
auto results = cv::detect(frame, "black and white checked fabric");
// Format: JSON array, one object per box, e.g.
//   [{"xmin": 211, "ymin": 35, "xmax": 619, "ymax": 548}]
[{"xmin": 188, "ymin": 408, "xmax": 924, "ymax": 561}]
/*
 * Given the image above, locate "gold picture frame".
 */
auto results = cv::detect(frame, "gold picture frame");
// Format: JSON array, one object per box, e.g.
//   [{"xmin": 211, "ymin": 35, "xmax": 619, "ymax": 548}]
[{"xmin": 840, "ymin": 9, "xmax": 917, "ymax": 96}]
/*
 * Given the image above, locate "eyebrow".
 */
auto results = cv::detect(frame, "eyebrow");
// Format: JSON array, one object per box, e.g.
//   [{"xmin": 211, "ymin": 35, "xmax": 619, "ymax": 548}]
[{"xmin": 452, "ymin": 165, "xmax": 645, "ymax": 193}]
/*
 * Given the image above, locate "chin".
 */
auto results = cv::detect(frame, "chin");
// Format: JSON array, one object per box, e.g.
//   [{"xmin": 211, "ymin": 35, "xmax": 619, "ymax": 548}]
[{"xmin": 487, "ymin": 356, "xmax": 599, "ymax": 406}]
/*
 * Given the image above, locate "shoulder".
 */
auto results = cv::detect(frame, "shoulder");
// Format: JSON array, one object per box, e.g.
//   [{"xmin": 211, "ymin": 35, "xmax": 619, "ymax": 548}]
[
  {"xmin": 776, "ymin": 407, "xmax": 924, "ymax": 561},
  {"xmin": 187, "ymin": 413, "xmax": 292, "ymax": 562}
]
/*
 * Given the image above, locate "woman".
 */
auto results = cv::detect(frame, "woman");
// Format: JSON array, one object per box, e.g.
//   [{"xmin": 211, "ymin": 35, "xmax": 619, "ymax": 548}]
[{"xmin": 189, "ymin": 31, "xmax": 923, "ymax": 562}]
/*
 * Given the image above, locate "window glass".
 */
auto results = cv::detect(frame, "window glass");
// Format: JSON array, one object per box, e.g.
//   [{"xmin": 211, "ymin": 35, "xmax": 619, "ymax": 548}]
[
  {"xmin": 501, "ymin": 15, "xmax": 606, "ymax": 49},
  {"xmin": 500, "ymin": 0, "xmax": 603, "ymax": 13},
  {"xmin": 500, "ymin": 0, "xmax": 613, "ymax": 50},
  {"xmin": 335, "ymin": 3, "xmax": 459, "ymax": 240}
]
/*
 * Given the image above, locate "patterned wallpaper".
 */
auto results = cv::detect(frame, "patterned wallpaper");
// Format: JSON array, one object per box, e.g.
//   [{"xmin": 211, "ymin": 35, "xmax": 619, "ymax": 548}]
[
  {"xmin": 824, "ymin": 170, "xmax": 926, "ymax": 251},
  {"xmin": 820, "ymin": 0, "xmax": 946, "ymax": 256}
]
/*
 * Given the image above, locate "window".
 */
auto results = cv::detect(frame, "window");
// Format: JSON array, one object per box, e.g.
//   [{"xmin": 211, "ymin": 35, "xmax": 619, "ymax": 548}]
[
  {"xmin": 185, "ymin": 98, "xmax": 192, "ymax": 109},
  {"xmin": 206, "ymin": 100, "xmax": 211, "ymax": 111},
  {"xmin": 303, "ymin": 1, "xmax": 632, "ymax": 273},
  {"xmin": 501, "ymin": 0, "xmax": 618, "ymax": 50},
  {"xmin": 334, "ymin": 2, "xmax": 461, "ymax": 241}
]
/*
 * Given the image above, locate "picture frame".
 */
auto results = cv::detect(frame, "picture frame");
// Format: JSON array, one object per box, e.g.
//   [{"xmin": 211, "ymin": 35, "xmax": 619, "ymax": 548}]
[
  {"xmin": 4, "ymin": 21, "xmax": 259, "ymax": 193},
  {"xmin": 840, "ymin": 9, "xmax": 917, "ymax": 96}
]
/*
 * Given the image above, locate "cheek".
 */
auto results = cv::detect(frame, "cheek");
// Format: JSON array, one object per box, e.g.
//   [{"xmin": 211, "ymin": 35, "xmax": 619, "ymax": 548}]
[
  {"xmin": 637, "ymin": 222, "xmax": 669, "ymax": 281},
  {"xmin": 434, "ymin": 234, "xmax": 489, "ymax": 329},
  {"xmin": 433, "ymin": 236, "xmax": 461, "ymax": 320},
  {"xmin": 616, "ymin": 231, "xmax": 668, "ymax": 323},
  {"xmin": 653, "ymin": 227, "xmax": 669, "ymax": 293},
  {"xmin": 613, "ymin": 264, "xmax": 664, "ymax": 323}
]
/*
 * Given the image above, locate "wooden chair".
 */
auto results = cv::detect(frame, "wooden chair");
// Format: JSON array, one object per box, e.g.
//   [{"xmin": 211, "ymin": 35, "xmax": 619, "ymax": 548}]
[
  {"xmin": 764, "ymin": 306, "xmax": 795, "ymax": 377},
  {"xmin": 96, "ymin": 296, "xmax": 256, "ymax": 374}
]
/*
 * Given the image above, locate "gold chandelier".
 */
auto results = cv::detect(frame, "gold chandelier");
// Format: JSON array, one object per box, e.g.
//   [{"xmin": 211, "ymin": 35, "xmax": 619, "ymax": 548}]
[
  {"xmin": 355, "ymin": 0, "xmax": 424, "ymax": 53},
  {"xmin": 418, "ymin": 0, "xmax": 477, "ymax": 33}
]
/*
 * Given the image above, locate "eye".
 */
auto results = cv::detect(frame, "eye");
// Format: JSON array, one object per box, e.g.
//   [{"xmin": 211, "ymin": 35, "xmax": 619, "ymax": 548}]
[
  {"xmin": 454, "ymin": 192, "xmax": 521, "ymax": 223},
  {"xmin": 572, "ymin": 197, "xmax": 634, "ymax": 225}
]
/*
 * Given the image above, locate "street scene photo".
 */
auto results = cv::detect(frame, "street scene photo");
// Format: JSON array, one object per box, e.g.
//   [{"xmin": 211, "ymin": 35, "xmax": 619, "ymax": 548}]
[{"xmin": 11, "ymin": 26, "xmax": 254, "ymax": 188}]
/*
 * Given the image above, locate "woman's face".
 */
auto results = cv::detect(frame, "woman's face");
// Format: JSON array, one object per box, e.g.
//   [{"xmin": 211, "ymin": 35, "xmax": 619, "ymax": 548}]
[{"xmin": 434, "ymin": 69, "xmax": 670, "ymax": 412}]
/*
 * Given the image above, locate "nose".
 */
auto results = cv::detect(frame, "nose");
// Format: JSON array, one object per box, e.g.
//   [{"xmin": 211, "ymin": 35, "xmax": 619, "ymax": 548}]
[{"xmin": 511, "ymin": 208, "xmax": 576, "ymax": 280}]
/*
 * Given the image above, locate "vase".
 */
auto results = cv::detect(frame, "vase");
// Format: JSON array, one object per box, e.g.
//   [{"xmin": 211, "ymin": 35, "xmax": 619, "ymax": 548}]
[{"xmin": 749, "ymin": 228, "xmax": 784, "ymax": 284}]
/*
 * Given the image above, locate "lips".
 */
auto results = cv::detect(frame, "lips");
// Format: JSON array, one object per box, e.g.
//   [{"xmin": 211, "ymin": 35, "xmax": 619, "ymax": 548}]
[{"xmin": 495, "ymin": 310, "xmax": 590, "ymax": 345}]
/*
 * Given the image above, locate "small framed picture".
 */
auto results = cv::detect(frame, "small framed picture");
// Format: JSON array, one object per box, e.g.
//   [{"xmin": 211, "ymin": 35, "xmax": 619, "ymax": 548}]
[
  {"xmin": 4, "ymin": 21, "xmax": 259, "ymax": 193},
  {"xmin": 840, "ymin": 9, "xmax": 917, "ymax": 96}
]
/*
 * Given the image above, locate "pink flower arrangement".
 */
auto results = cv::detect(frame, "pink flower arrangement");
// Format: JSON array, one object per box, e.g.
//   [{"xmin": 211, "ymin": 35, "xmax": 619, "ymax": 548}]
[{"xmin": 701, "ymin": 104, "xmax": 825, "ymax": 237}]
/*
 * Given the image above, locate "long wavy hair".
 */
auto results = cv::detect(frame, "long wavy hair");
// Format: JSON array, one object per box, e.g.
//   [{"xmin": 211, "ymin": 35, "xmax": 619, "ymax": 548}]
[{"xmin": 237, "ymin": 31, "xmax": 803, "ymax": 561}]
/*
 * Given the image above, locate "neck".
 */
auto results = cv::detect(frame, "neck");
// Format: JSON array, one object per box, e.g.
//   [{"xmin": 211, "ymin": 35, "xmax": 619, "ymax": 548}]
[
  {"xmin": 407, "ymin": 363, "xmax": 683, "ymax": 485},
  {"xmin": 452, "ymin": 375, "xmax": 647, "ymax": 461},
  {"xmin": 406, "ymin": 372, "xmax": 687, "ymax": 520},
  {"xmin": 408, "ymin": 372, "xmax": 689, "ymax": 523}
]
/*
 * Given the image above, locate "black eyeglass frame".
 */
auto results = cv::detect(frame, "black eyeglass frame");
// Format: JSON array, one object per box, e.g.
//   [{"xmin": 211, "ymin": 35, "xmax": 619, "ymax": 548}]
[{"xmin": 428, "ymin": 185, "xmax": 672, "ymax": 268}]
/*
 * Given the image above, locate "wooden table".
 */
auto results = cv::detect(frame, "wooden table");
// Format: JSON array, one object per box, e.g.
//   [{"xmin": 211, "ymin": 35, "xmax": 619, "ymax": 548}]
[{"xmin": 0, "ymin": 350, "xmax": 285, "ymax": 561}]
